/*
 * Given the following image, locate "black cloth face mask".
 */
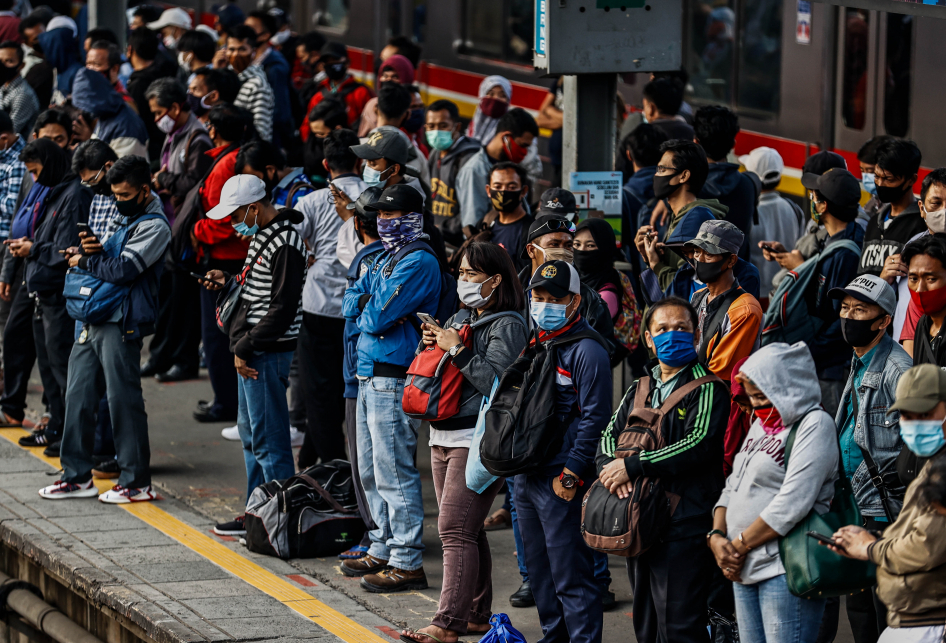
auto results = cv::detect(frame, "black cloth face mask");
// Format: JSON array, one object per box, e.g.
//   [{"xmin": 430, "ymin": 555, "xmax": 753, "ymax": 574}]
[{"xmin": 841, "ymin": 315, "xmax": 884, "ymax": 348}]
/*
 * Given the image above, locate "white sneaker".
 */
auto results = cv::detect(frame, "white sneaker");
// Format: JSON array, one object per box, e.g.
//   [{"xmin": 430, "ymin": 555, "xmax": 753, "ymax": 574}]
[
  {"xmin": 289, "ymin": 426, "xmax": 304, "ymax": 447},
  {"xmin": 98, "ymin": 484, "xmax": 157, "ymax": 504},
  {"xmin": 38, "ymin": 479, "xmax": 99, "ymax": 500},
  {"xmin": 221, "ymin": 425, "xmax": 240, "ymax": 441}
]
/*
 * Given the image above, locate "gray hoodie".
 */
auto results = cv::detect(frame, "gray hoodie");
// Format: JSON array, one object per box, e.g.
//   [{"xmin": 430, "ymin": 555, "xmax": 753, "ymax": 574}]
[{"xmin": 715, "ymin": 341, "xmax": 839, "ymax": 585}]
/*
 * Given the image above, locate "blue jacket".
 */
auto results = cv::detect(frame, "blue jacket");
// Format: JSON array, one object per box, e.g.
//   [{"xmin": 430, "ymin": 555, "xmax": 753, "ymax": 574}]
[
  {"xmin": 835, "ymin": 333, "xmax": 911, "ymax": 519},
  {"xmin": 542, "ymin": 318, "xmax": 613, "ymax": 479},
  {"xmin": 38, "ymin": 27, "xmax": 81, "ymax": 94},
  {"xmin": 72, "ymin": 69, "xmax": 149, "ymax": 159},
  {"xmin": 701, "ymin": 163, "xmax": 758, "ymax": 258},
  {"xmin": 260, "ymin": 51, "xmax": 293, "ymax": 132},
  {"xmin": 622, "ymin": 166, "xmax": 658, "ymax": 229},
  {"xmin": 342, "ymin": 244, "xmax": 441, "ymax": 377},
  {"xmin": 343, "ymin": 240, "xmax": 385, "ymax": 396},
  {"xmin": 26, "ymin": 178, "xmax": 92, "ymax": 295}
]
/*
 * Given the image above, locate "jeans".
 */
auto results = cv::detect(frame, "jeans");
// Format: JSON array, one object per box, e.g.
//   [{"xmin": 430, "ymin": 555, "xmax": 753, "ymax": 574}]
[
  {"xmin": 430, "ymin": 445, "xmax": 504, "ymax": 633},
  {"xmin": 60, "ymin": 323, "xmax": 151, "ymax": 488},
  {"xmin": 508, "ymin": 478, "xmax": 529, "ymax": 583},
  {"xmin": 345, "ymin": 397, "xmax": 376, "ymax": 530},
  {"xmin": 356, "ymin": 376, "xmax": 425, "ymax": 571},
  {"xmin": 733, "ymin": 574, "xmax": 826, "ymax": 643},
  {"xmin": 236, "ymin": 351, "xmax": 296, "ymax": 501}
]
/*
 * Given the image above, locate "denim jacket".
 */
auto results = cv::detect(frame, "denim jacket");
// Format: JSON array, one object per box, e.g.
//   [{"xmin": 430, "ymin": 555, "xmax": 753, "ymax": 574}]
[{"xmin": 835, "ymin": 333, "xmax": 911, "ymax": 519}]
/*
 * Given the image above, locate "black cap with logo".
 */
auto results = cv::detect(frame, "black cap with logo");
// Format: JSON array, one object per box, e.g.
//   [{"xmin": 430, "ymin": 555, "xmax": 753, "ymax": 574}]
[
  {"xmin": 365, "ymin": 184, "xmax": 425, "ymax": 214},
  {"xmin": 536, "ymin": 188, "xmax": 577, "ymax": 218},
  {"xmin": 350, "ymin": 129, "xmax": 420, "ymax": 177}
]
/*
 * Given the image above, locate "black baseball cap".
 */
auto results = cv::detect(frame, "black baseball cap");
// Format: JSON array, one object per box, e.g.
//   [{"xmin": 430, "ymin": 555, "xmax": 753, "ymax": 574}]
[
  {"xmin": 536, "ymin": 188, "xmax": 577, "ymax": 217},
  {"xmin": 520, "ymin": 215, "xmax": 576, "ymax": 260},
  {"xmin": 346, "ymin": 186, "xmax": 384, "ymax": 217},
  {"xmin": 802, "ymin": 150, "xmax": 847, "ymax": 176},
  {"xmin": 365, "ymin": 184, "xmax": 425, "ymax": 214},
  {"xmin": 350, "ymin": 129, "xmax": 420, "ymax": 177},
  {"xmin": 319, "ymin": 41, "xmax": 348, "ymax": 62},
  {"xmin": 801, "ymin": 168, "xmax": 861, "ymax": 208},
  {"xmin": 525, "ymin": 260, "xmax": 581, "ymax": 298}
]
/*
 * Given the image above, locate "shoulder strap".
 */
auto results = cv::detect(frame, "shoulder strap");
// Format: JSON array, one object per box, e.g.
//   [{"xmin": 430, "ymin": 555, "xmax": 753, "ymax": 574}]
[
  {"xmin": 239, "ymin": 234, "xmax": 279, "ymax": 281},
  {"xmin": 383, "ymin": 240, "xmax": 435, "ymax": 277},
  {"xmin": 782, "ymin": 420, "xmax": 801, "ymax": 470},
  {"xmin": 820, "ymin": 239, "xmax": 861, "ymax": 260},
  {"xmin": 294, "ymin": 474, "xmax": 353, "ymax": 514},
  {"xmin": 469, "ymin": 310, "xmax": 526, "ymax": 329},
  {"xmin": 633, "ymin": 376, "xmax": 653, "ymax": 409},
  {"xmin": 850, "ymin": 391, "xmax": 898, "ymax": 521},
  {"xmin": 657, "ymin": 373, "xmax": 721, "ymax": 414},
  {"xmin": 287, "ymin": 182, "xmax": 318, "ymax": 205},
  {"xmin": 698, "ymin": 287, "xmax": 744, "ymax": 364},
  {"xmin": 181, "ymin": 128, "xmax": 204, "ymax": 169}
]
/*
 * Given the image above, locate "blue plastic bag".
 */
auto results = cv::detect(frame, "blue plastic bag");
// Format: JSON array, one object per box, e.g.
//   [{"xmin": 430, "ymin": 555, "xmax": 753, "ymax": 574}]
[
  {"xmin": 479, "ymin": 614, "xmax": 526, "ymax": 643},
  {"xmin": 465, "ymin": 378, "xmax": 500, "ymax": 494}
]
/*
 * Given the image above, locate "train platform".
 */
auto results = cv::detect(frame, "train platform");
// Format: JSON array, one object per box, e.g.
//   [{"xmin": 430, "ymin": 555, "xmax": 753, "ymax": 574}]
[{"xmin": 0, "ymin": 369, "xmax": 856, "ymax": 643}]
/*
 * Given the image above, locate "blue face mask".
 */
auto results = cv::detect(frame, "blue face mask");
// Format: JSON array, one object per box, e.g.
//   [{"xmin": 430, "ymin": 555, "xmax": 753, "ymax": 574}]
[
  {"xmin": 900, "ymin": 419, "xmax": 946, "ymax": 457},
  {"xmin": 862, "ymin": 172, "xmax": 877, "ymax": 197},
  {"xmin": 232, "ymin": 206, "xmax": 259, "ymax": 236},
  {"xmin": 531, "ymin": 301, "xmax": 570, "ymax": 331},
  {"xmin": 363, "ymin": 165, "xmax": 392, "ymax": 188},
  {"xmin": 650, "ymin": 330, "xmax": 698, "ymax": 367}
]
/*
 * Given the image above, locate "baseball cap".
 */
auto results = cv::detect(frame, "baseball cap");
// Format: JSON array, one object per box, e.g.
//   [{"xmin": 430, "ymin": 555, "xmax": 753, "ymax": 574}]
[
  {"xmin": 319, "ymin": 41, "xmax": 349, "ymax": 62},
  {"xmin": 46, "ymin": 15, "xmax": 78, "ymax": 37},
  {"xmin": 739, "ymin": 147, "xmax": 784, "ymax": 186},
  {"xmin": 536, "ymin": 188, "xmax": 577, "ymax": 218},
  {"xmin": 520, "ymin": 215, "xmax": 576, "ymax": 260},
  {"xmin": 526, "ymin": 261, "xmax": 581, "ymax": 298},
  {"xmin": 802, "ymin": 150, "xmax": 847, "ymax": 176},
  {"xmin": 205, "ymin": 175, "xmax": 267, "ymax": 220},
  {"xmin": 828, "ymin": 274, "xmax": 897, "ymax": 317},
  {"xmin": 801, "ymin": 168, "xmax": 861, "ymax": 208},
  {"xmin": 346, "ymin": 186, "xmax": 384, "ymax": 217},
  {"xmin": 888, "ymin": 364, "xmax": 946, "ymax": 414},
  {"xmin": 683, "ymin": 219, "xmax": 744, "ymax": 256},
  {"xmin": 350, "ymin": 129, "xmax": 420, "ymax": 177},
  {"xmin": 364, "ymin": 184, "xmax": 425, "ymax": 214},
  {"xmin": 195, "ymin": 24, "xmax": 219, "ymax": 39},
  {"xmin": 147, "ymin": 7, "xmax": 193, "ymax": 31}
]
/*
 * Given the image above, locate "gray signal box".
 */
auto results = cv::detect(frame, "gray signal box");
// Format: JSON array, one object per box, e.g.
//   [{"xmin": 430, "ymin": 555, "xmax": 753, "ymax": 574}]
[{"xmin": 533, "ymin": 0, "xmax": 683, "ymax": 74}]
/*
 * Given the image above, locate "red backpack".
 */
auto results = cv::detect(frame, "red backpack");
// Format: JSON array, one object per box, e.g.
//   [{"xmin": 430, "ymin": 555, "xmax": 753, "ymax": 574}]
[{"xmin": 402, "ymin": 311, "xmax": 525, "ymax": 422}]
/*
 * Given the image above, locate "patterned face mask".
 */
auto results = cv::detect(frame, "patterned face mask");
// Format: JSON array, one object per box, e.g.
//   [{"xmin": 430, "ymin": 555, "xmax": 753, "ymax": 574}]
[{"xmin": 376, "ymin": 211, "xmax": 425, "ymax": 254}]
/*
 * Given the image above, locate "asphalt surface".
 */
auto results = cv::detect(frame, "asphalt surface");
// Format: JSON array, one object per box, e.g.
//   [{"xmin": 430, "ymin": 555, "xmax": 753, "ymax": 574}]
[{"xmin": 15, "ymin": 361, "xmax": 856, "ymax": 643}]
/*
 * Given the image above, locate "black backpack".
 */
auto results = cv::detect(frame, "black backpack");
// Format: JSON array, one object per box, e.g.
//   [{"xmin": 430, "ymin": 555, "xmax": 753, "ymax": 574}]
[
  {"xmin": 244, "ymin": 460, "xmax": 366, "ymax": 559},
  {"xmin": 480, "ymin": 329, "xmax": 605, "ymax": 477}
]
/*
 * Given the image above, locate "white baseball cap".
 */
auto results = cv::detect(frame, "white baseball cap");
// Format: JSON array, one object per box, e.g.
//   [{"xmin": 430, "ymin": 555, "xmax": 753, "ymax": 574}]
[
  {"xmin": 738, "ymin": 146, "xmax": 784, "ymax": 185},
  {"xmin": 195, "ymin": 24, "xmax": 219, "ymax": 39},
  {"xmin": 147, "ymin": 7, "xmax": 193, "ymax": 31},
  {"xmin": 206, "ymin": 175, "xmax": 267, "ymax": 220}
]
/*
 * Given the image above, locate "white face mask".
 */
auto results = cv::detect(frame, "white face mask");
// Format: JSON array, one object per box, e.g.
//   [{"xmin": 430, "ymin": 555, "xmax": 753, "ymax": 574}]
[
  {"xmin": 164, "ymin": 35, "xmax": 179, "ymax": 50},
  {"xmin": 156, "ymin": 113, "xmax": 177, "ymax": 134},
  {"xmin": 177, "ymin": 51, "xmax": 192, "ymax": 69},
  {"xmin": 926, "ymin": 207, "xmax": 946, "ymax": 234},
  {"xmin": 457, "ymin": 277, "xmax": 495, "ymax": 309},
  {"xmin": 270, "ymin": 29, "xmax": 291, "ymax": 46}
]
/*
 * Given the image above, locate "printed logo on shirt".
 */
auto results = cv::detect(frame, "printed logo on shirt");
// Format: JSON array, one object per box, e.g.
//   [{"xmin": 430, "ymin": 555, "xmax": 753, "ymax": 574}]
[
  {"xmin": 742, "ymin": 435, "xmax": 786, "ymax": 467},
  {"xmin": 430, "ymin": 178, "xmax": 458, "ymax": 218}
]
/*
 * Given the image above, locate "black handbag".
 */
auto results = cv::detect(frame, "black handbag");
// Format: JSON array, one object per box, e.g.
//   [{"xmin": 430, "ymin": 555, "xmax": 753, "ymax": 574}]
[{"xmin": 214, "ymin": 239, "xmax": 272, "ymax": 335}]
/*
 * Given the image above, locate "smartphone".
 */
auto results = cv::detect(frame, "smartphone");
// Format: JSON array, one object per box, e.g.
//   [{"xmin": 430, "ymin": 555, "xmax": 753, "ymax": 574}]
[
  {"xmin": 189, "ymin": 272, "xmax": 217, "ymax": 286},
  {"xmin": 760, "ymin": 243, "xmax": 776, "ymax": 252},
  {"xmin": 416, "ymin": 312, "xmax": 441, "ymax": 329},
  {"xmin": 807, "ymin": 531, "xmax": 842, "ymax": 548},
  {"xmin": 77, "ymin": 222, "xmax": 93, "ymax": 236}
]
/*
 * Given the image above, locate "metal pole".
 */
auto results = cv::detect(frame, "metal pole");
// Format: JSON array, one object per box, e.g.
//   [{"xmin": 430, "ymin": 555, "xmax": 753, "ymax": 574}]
[
  {"xmin": 561, "ymin": 73, "xmax": 618, "ymax": 182},
  {"xmin": 0, "ymin": 571, "xmax": 105, "ymax": 643},
  {"xmin": 88, "ymin": 0, "xmax": 128, "ymax": 48},
  {"xmin": 820, "ymin": 3, "xmax": 839, "ymax": 151}
]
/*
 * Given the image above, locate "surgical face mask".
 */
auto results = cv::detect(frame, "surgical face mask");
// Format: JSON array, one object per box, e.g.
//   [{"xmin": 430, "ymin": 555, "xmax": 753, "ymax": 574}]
[
  {"xmin": 426, "ymin": 129, "xmax": 454, "ymax": 151},
  {"xmin": 325, "ymin": 62, "xmax": 347, "ymax": 81},
  {"xmin": 900, "ymin": 419, "xmax": 946, "ymax": 457},
  {"xmin": 531, "ymin": 300, "xmax": 570, "ymax": 331},
  {"xmin": 233, "ymin": 206, "xmax": 259, "ymax": 236},
  {"xmin": 156, "ymin": 113, "xmax": 177, "ymax": 134},
  {"xmin": 925, "ymin": 207, "xmax": 946, "ymax": 234},
  {"xmin": 535, "ymin": 245, "xmax": 573, "ymax": 264},
  {"xmin": 457, "ymin": 277, "xmax": 495, "ymax": 309},
  {"xmin": 177, "ymin": 51, "xmax": 191, "ymax": 69},
  {"xmin": 362, "ymin": 164, "xmax": 393, "ymax": 188},
  {"xmin": 862, "ymin": 172, "xmax": 877, "ymax": 197},
  {"xmin": 649, "ymin": 330, "xmax": 697, "ymax": 367},
  {"xmin": 115, "ymin": 190, "xmax": 145, "ymax": 217},
  {"xmin": 490, "ymin": 188, "xmax": 522, "ymax": 214},
  {"xmin": 164, "ymin": 35, "xmax": 179, "ymax": 50}
]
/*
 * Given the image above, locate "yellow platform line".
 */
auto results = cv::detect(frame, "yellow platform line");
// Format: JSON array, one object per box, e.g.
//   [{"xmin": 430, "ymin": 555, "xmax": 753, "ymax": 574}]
[{"xmin": 0, "ymin": 428, "xmax": 390, "ymax": 643}]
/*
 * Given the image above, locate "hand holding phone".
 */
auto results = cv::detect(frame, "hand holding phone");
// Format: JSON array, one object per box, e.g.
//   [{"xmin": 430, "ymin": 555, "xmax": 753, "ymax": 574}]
[
  {"xmin": 807, "ymin": 530, "xmax": 843, "ymax": 549},
  {"xmin": 190, "ymin": 272, "xmax": 217, "ymax": 286},
  {"xmin": 417, "ymin": 312, "xmax": 441, "ymax": 329}
]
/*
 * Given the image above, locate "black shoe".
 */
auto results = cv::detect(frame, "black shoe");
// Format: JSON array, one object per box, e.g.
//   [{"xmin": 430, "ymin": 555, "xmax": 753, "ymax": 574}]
[
  {"xmin": 601, "ymin": 589, "xmax": 617, "ymax": 612},
  {"xmin": 197, "ymin": 400, "xmax": 212, "ymax": 411},
  {"xmin": 213, "ymin": 515, "xmax": 245, "ymax": 536},
  {"xmin": 509, "ymin": 581, "xmax": 535, "ymax": 608},
  {"xmin": 140, "ymin": 360, "xmax": 158, "ymax": 377},
  {"xmin": 193, "ymin": 405, "xmax": 237, "ymax": 423},
  {"xmin": 155, "ymin": 365, "xmax": 199, "ymax": 383},
  {"xmin": 92, "ymin": 458, "xmax": 120, "ymax": 479},
  {"xmin": 19, "ymin": 429, "xmax": 55, "ymax": 447},
  {"xmin": 42, "ymin": 440, "xmax": 61, "ymax": 458}
]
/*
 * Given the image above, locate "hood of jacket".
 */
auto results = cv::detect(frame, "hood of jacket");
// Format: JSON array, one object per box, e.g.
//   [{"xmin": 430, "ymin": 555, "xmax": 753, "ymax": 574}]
[
  {"xmin": 72, "ymin": 67, "xmax": 125, "ymax": 119},
  {"xmin": 677, "ymin": 197, "xmax": 729, "ymax": 221},
  {"xmin": 441, "ymin": 135, "xmax": 482, "ymax": 165},
  {"xmin": 38, "ymin": 27, "xmax": 81, "ymax": 92},
  {"xmin": 740, "ymin": 341, "xmax": 822, "ymax": 426},
  {"xmin": 702, "ymin": 163, "xmax": 748, "ymax": 198}
]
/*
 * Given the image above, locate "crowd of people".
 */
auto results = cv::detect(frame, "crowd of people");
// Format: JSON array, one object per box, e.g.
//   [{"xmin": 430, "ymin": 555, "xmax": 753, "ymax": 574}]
[{"xmin": 0, "ymin": 3, "xmax": 940, "ymax": 643}]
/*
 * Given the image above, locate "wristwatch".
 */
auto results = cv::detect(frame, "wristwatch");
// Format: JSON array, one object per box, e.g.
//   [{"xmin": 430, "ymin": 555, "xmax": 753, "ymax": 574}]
[
  {"xmin": 448, "ymin": 343, "xmax": 464, "ymax": 357},
  {"xmin": 559, "ymin": 472, "xmax": 582, "ymax": 489}
]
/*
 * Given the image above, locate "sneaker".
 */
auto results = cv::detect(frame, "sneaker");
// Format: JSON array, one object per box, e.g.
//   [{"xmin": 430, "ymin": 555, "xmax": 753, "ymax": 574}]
[
  {"xmin": 213, "ymin": 515, "xmax": 246, "ymax": 536},
  {"xmin": 341, "ymin": 554, "xmax": 389, "ymax": 577},
  {"xmin": 42, "ymin": 440, "xmax": 61, "ymax": 458},
  {"xmin": 98, "ymin": 484, "xmax": 157, "ymax": 504},
  {"xmin": 289, "ymin": 426, "xmax": 304, "ymax": 447},
  {"xmin": 92, "ymin": 458, "xmax": 120, "ymax": 479},
  {"xmin": 360, "ymin": 567, "xmax": 428, "ymax": 593},
  {"xmin": 38, "ymin": 479, "xmax": 99, "ymax": 499},
  {"xmin": 19, "ymin": 429, "xmax": 57, "ymax": 447},
  {"xmin": 221, "ymin": 425, "xmax": 240, "ymax": 441}
]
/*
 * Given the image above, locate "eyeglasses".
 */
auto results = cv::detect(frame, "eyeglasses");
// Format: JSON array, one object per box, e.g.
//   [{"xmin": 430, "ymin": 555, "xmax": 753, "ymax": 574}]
[
  {"xmin": 80, "ymin": 167, "xmax": 104, "ymax": 188},
  {"xmin": 533, "ymin": 219, "xmax": 576, "ymax": 236}
]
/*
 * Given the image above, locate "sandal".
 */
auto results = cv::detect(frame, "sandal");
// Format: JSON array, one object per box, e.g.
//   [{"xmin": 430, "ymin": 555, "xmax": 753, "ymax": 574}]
[
  {"xmin": 483, "ymin": 508, "xmax": 511, "ymax": 531},
  {"xmin": 337, "ymin": 544, "xmax": 369, "ymax": 560},
  {"xmin": 399, "ymin": 630, "xmax": 453, "ymax": 643}
]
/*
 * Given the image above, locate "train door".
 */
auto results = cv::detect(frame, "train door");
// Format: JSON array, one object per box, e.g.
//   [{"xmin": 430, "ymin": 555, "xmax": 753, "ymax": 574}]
[{"xmin": 834, "ymin": 7, "xmax": 913, "ymax": 154}]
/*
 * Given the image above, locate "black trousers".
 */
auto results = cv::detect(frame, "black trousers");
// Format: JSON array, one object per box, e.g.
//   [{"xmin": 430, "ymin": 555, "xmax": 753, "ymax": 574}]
[
  {"xmin": 198, "ymin": 259, "xmax": 243, "ymax": 417},
  {"xmin": 627, "ymin": 534, "xmax": 713, "ymax": 643},
  {"xmin": 297, "ymin": 312, "xmax": 346, "ymax": 467},
  {"xmin": 0, "ymin": 282, "xmax": 35, "ymax": 421},
  {"xmin": 148, "ymin": 268, "xmax": 202, "ymax": 373},
  {"xmin": 32, "ymin": 291, "xmax": 75, "ymax": 438}
]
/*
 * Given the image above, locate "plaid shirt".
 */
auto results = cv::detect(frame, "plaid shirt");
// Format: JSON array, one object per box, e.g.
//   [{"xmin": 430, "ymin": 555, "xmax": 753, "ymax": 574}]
[
  {"xmin": 89, "ymin": 194, "xmax": 119, "ymax": 240},
  {"xmin": 0, "ymin": 135, "xmax": 26, "ymax": 240},
  {"xmin": 0, "ymin": 75, "xmax": 39, "ymax": 140}
]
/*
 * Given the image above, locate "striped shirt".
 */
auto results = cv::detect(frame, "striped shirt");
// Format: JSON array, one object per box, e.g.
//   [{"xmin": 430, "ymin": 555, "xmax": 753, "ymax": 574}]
[
  {"xmin": 240, "ymin": 218, "xmax": 306, "ymax": 337},
  {"xmin": 235, "ymin": 65, "xmax": 275, "ymax": 142}
]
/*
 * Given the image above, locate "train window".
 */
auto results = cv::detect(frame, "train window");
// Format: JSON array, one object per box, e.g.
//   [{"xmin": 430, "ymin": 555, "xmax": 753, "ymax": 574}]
[
  {"xmin": 314, "ymin": 0, "xmax": 350, "ymax": 31},
  {"xmin": 686, "ymin": 0, "xmax": 735, "ymax": 103},
  {"xmin": 841, "ymin": 8, "xmax": 869, "ymax": 130},
  {"xmin": 734, "ymin": 0, "xmax": 782, "ymax": 116},
  {"xmin": 461, "ymin": 0, "xmax": 534, "ymax": 65},
  {"xmin": 387, "ymin": 0, "xmax": 427, "ymax": 44},
  {"xmin": 883, "ymin": 13, "xmax": 912, "ymax": 137}
]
